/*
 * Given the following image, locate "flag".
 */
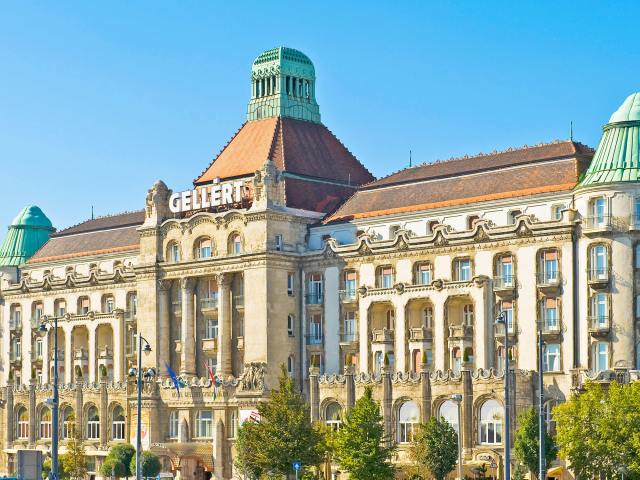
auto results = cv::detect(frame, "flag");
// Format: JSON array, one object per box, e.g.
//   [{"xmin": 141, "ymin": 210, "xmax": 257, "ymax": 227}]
[
  {"xmin": 165, "ymin": 362, "xmax": 182, "ymax": 398},
  {"xmin": 203, "ymin": 360, "xmax": 219, "ymax": 400}
]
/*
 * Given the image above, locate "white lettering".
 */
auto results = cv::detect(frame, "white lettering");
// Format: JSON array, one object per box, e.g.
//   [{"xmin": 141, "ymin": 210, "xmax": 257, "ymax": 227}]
[
  {"xmin": 169, "ymin": 193, "xmax": 181, "ymax": 213},
  {"xmin": 221, "ymin": 183, "xmax": 233, "ymax": 205},
  {"xmin": 233, "ymin": 181, "xmax": 243, "ymax": 202},
  {"xmin": 201, "ymin": 188, "xmax": 210, "ymax": 208},
  {"xmin": 181, "ymin": 190, "xmax": 191, "ymax": 211},
  {"xmin": 211, "ymin": 184, "xmax": 222, "ymax": 206},
  {"xmin": 192, "ymin": 189, "xmax": 201, "ymax": 210}
]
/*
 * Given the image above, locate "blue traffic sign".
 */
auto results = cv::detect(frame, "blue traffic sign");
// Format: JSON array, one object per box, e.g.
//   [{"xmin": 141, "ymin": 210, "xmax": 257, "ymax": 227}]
[{"xmin": 293, "ymin": 461, "xmax": 301, "ymax": 471}]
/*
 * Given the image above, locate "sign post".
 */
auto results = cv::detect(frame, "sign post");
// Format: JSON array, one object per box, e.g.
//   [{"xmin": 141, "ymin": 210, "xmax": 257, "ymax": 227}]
[{"xmin": 292, "ymin": 461, "xmax": 301, "ymax": 480}]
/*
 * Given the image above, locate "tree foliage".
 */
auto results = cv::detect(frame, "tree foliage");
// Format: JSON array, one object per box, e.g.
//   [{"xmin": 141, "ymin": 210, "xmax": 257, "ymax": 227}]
[
  {"xmin": 513, "ymin": 406, "xmax": 557, "ymax": 477},
  {"xmin": 234, "ymin": 365, "xmax": 324, "ymax": 478},
  {"xmin": 60, "ymin": 429, "xmax": 88, "ymax": 480},
  {"xmin": 100, "ymin": 458, "xmax": 127, "ymax": 479},
  {"xmin": 554, "ymin": 381, "xmax": 640, "ymax": 479},
  {"xmin": 42, "ymin": 457, "xmax": 69, "ymax": 480},
  {"xmin": 101, "ymin": 443, "xmax": 136, "ymax": 478},
  {"xmin": 333, "ymin": 386, "xmax": 395, "ymax": 480},
  {"xmin": 130, "ymin": 451, "xmax": 162, "ymax": 478},
  {"xmin": 409, "ymin": 416, "xmax": 458, "ymax": 480}
]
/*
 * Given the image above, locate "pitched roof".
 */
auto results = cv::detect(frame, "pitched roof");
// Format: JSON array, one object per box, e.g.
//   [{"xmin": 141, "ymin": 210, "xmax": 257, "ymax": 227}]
[
  {"xmin": 326, "ymin": 141, "xmax": 593, "ymax": 223},
  {"xmin": 193, "ymin": 117, "xmax": 374, "ymax": 212},
  {"xmin": 28, "ymin": 211, "xmax": 144, "ymax": 264}
]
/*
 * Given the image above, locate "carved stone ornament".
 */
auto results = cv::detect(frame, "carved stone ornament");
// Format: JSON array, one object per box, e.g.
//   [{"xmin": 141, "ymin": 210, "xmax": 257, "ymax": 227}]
[
  {"xmin": 516, "ymin": 221, "xmax": 533, "ymax": 237},
  {"xmin": 358, "ymin": 241, "xmax": 372, "ymax": 256},
  {"xmin": 396, "ymin": 237, "xmax": 408, "ymax": 251},
  {"xmin": 238, "ymin": 362, "xmax": 267, "ymax": 391},
  {"xmin": 394, "ymin": 282, "xmax": 405, "ymax": 294},
  {"xmin": 434, "ymin": 231, "xmax": 448, "ymax": 247},
  {"xmin": 357, "ymin": 285, "xmax": 369, "ymax": 298},
  {"xmin": 432, "ymin": 279, "xmax": 444, "ymax": 291}
]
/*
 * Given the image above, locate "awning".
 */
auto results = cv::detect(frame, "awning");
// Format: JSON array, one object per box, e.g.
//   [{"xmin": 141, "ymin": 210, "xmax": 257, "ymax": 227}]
[
  {"xmin": 152, "ymin": 442, "xmax": 215, "ymax": 471},
  {"xmin": 547, "ymin": 466, "xmax": 564, "ymax": 477}
]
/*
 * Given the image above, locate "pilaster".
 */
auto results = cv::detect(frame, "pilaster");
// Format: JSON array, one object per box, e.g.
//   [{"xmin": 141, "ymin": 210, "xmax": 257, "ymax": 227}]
[
  {"xmin": 217, "ymin": 273, "xmax": 233, "ymax": 376},
  {"xmin": 309, "ymin": 366, "xmax": 320, "ymax": 422},
  {"xmin": 180, "ymin": 277, "xmax": 196, "ymax": 376},
  {"xmin": 28, "ymin": 379, "xmax": 36, "ymax": 446},
  {"xmin": 100, "ymin": 380, "xmax": 108, "ymax": 447},
  {"xmin": 461, "ymin": 367, "xmax": 473, "ymax": 454},
  {"xmin": 420, "ymin": 361, "xmax": 431, "ymax": 422},
  {"xmin": 381, "ymin": 365, "xmax": 393, "ymax": 446}
]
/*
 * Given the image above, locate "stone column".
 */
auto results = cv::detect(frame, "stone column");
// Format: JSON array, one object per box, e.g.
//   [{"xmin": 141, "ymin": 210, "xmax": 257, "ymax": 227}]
[
  {"xmin": 309, "ymin": 366, "xmax": 320, "ymax": 422},
  {"xmin": 213, "ymin": 418, "xmax": 226, "ymax": 480},
  {"xmin": 64, "ymin": 326, "xmax": 73, "ymax": 384},
  {"xmin": 433, "ymin": 295, "xmax": 447, "ymax": 371},
  {"xmin": 394, "ymin": 299, "xmax": 407, "ymax": 372},
  {"xmin": 28, "ymin": 379, "xmax": 36, "ymax": 446},
  {"xmin": 180, "ymin": 278, "xmax": 196, "ymax": 376},
  {"xmin": 461, "ymin": 367, "xmax": 473, "ymax": 453},
  {"xmin": 5, "ymin": 382, "xmax": 14, "ymax": 448},
  {"xmin": 344, "ymin": 366, "xmax": 355, "ymax": 414},
  {"xmin": 88, "ymin": 325, "xmax": 97, "ymax": 383},
  {"xmin": 75, "ymin": 383, "xmax": 84, "ymax": 440},
  {"xmin": 420, "ymin": 361, "xmax": 431, "ymax": 422},
  {"xmin": 100, "ymin": 380, "xmax": 108, "ymax": 447},
  {"xmin": 157, "ymin": 280, "xmax": 172, "ymax": 369},
  {"xmin": 382, "ymin": 365, "xmax": 393, "ymax": 446},
  {"xmin": 217, "ymin": 274, "xmax": 233, "ymax": 376}
]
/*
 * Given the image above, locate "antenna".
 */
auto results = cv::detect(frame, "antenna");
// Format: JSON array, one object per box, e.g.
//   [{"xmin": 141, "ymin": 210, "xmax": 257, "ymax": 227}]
[
  {"xmin": 91, "ymin": 205, "xmax": 94, "ymax": 220},
  {"xmin": 570, "ymin": 121, "xmax": 573, "ymax": 141},
  {"xmin": 409, "ymin": 149, "xmax": 412, "ymax": 167}
]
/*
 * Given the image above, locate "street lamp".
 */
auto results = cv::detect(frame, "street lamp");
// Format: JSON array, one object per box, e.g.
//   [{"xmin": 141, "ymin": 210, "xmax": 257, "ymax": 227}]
[
  {"xmin": 451, "ymin": 393, "xmax": 463, "ymax": 480},
  {"xmin": 495, "ymin": 311, "xmax": 511, "ymax": 480},
  {"xmin": 537, "ymin": 316, "xmax": 546, "ymax": 480},
  {"xmin": 128, "ymin": 334, "xmax": 153, "ymax": 480},
  {"xmin": 38, "ymin": 317, "xmax": 59, "ymax": 480}
]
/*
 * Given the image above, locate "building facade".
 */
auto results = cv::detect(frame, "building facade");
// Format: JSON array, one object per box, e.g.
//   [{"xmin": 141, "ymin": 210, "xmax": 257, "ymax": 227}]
[{"xmin": 1, "ymin": 48, "xmax": 639, "ymax": 479}]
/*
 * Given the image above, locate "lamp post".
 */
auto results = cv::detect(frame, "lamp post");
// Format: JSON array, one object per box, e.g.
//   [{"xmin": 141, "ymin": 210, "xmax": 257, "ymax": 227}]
[
  {"xmin": 129, "ymin": 334, "xmax": 152, "ymax": 480},
  {"xmin": 451, "ymin": 393, "xmax": 463, "ymax": 480},
  {"xmin": 38, "ymin": 317, "xmax": 59, "ymax": 480},
  {"xmin": 538, "ymin": 318, "xmax": 546, "ymax": 480},
  {"xmin": 495, "ymin": 311, "xmax": 511, "ymax": 480}
]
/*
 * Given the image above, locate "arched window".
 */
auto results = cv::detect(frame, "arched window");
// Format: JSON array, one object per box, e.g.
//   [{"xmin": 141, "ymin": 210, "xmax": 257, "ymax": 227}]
[
  {"xmin": 86, "ymin": 406, "xmax": 100, "ymax": 439},
  {"xmin": 39, "ymin": 407, "xmax": 52, "ymax": 439},
  {"xmin": 479, "ymin": 399, "xmax": 503, "ymax": 445},
  {"xmin": 17, "ymin": 407, "xmax": 29, "ymax": 439},
  {"xmin": 325, "ymin": 402, "xmax": 342, "ymax": 431},
  {"xmin": 168, "ymin": 411, "xmax": 179, "ymax": 439},
  {"xmin": 398, "ymin": 401, "xmax": 419, "ymax": 443},
  {"xmin": 62, "ymin": 406, "xmax": 75, "ymax": 439},
  {"xmin": 438, "ymin": 400, "xmax": 459, "ymax": 434},
  {"xmin": 167, "ymin": 241, "xmax": 181, "ymax": 263},
  {"xmin": 112, "ymin": 406, "xmax": 125, "ymax": 440},
  {"xmin": 229, "ymin": 233, "xmax": 242, "ymax": 255},
  {"xmin": 195, "ymin": 237, "xmax": 213, "ymax": 259},
  {"xmin": 229, "ymin": 410, "xmax": 238, "ymax": 439}
]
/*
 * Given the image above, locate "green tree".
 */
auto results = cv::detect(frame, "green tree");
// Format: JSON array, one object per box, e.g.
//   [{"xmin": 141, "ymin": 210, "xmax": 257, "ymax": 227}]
[
  {"xmin": 513, "ymin": 406, "xmax": 557, "ymax": 478},
  {"xmin": 102, "ymin": 443, "xmax": 136, "ymax": 479},
  {"xmin": 554, "ymin": 381, "xmax": 640, "ymax": 479},
  {"xmin": 409, "ymin": 416, "xmax": 458, "ymax": 480},
  {"xmin": 60, "ymin": 429, "xmax": 88, "ymax": 480},
  {"xmin": 333, "ymin": 386, "xmax": 395, "ymax": 480},
  {"xmin": 130, "ymin": 451, "xmax": 162, "ymax": 478},
  {"xmin": 100, "ymin": 458, "xmax": 127, "ymax": 479},
  {"xmin": 42, "ymin": 457, "xmax": 70, "ymax": 480},
  {"xmin": 234, "ymin": 365, "xmax": 324, "ymax": 478}
]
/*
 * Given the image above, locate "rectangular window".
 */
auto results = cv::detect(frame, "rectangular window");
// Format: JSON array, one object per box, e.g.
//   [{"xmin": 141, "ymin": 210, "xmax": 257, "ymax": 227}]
[
  {"xmin": 207, "ymin": 357, "xmax": 217, "ymax": 375},
  {"xmin": 80, "ymin": 298, "xmax": 90, "ymax": 315},
  {"xmin": 307, "ymin": 274, "xmax": 323, "ymax": 303},
  {"xmin": 36, "ymin": 338, "xmax": 43, "ymax": 359},
  {"xmin": 169, "ymin": 412, "xmax": 179, "ymax": 439},
  {"xmin": 635, "ymin": 198, "xmax": 640, "ymax": 225},
  {"xmin": 553, "ymin": 205, "xmax": 564, "ymax": 220},
  {"xmin": 275, "ymin": 234, "xmax": 283, "ymax": 251},
  {"xmin": 596, "ymin": 343, "xmax": 608, "ymax": 372},
  {"xmin": 343, "ymin": 311, "xmax": 356, "ymax": 341},
  {"xmin": 287, "ymin": 272, "xmax": 295, "ymax": 296},
  {"xmin": 540, "ymin": 250, "xmax": 558, "ymax": 282},
  {"xmin": 106, "ymin": 297, "xmax": 114, "ymax": 313},
  {"xmin": 343, "ymin": 271, "xmax": 357, "ymax": 297},
  {"xmin": 206, "ymin": 319, "xmax": 219, "ymax": 339},
  {"xmin": 308, "ymin": 314, "xmax": 323, "ymax": 344},
  {"xmin": 287, "ymin": 315, "xmax": 295, "ymax": 337},
  {"xmin": 499, "ymin": 256, "xmax": 513, "ymax": 285},
  {"xmin": 455, "ymin": 259, "xmax": 471, "ymax": 281},
  {"xmin": 544, "ymin": 344, "xmax": 561, "ymax": 372},
  {"xmin": 543, "ymin": 297, "xmax": 559, "ymax": 331},
  {"xmin": 57, "ymin": 301, "xmax": 66, "ymax": 317},
  {"xmin": 592, "ymin": 197, "xmax": 606, "ymax": 223},
  {"xmin": 35, "ymin": 303, "xmax": 44, "ymax": 320},
  {"xmin": 196, "ymin": 411, "xmax": 213, "ymax": 438},
  {"xmin": 171, "ymin": 243, "xmax": 181, "ymax": 262},
  {"xmin": 501, "ymin": 301, "xmax": 514, "ymax": 333},
  {"xmin": 417, "ymin": 263, "xmax": 432, "ymax": 285},
  {"xmin": 379, "ymin": 267, "xmax": 394, "ymax": 288}
]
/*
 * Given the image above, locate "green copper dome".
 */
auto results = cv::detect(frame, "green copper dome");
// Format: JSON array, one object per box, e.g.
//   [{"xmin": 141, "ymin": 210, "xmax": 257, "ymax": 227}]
[
  {"xmin": 247, "ymin": 46, "xmax": 321, "ymax": 123},
  {"xmin": 0, "ymin": 205, "xmax": 54, "ymax": 267},
  {"xmin": 579, "ymin": 92, "xmax": 640, "ymax": 186}
]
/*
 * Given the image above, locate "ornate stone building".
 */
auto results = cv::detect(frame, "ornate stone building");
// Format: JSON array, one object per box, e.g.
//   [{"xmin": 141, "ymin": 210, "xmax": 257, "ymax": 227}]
[{"xmin": 0, "ymin": 48, "xmax": 639, "ymax": 479}]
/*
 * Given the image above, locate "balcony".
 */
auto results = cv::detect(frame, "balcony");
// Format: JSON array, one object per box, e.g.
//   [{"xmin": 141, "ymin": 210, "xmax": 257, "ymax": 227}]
[
  {"xmin": 409, "ymin": 326, "xmax": 433, "ymax": 342},
  {"xmin": 124, "ymin": 311, "xmax": 137, "ymax": 322},
  {"xmin": 200, "ymin": 297, "xmax": 219, "ymax": 310},
  {"xmin": 588, "ymin": 316, "xmax": 610, "ymax": 336},
  {"xmin": 202, "ymin": 338, "xmax": 218, "ymax": 352},
  {"xmin": 536, "ymin": 272, "xmax": 562, "ymax": 291},
  {"xmin": 539, "ymin": 318, "xmax": 562, "ymax": 337},
  {"xmin": 587, "ymin": 269, "xmax": 610, "ymax": 289},
  {"xmin": 31, "ymin": 316, "xmax": 43, "ymax": 329},
  {"xmin": 448, "ymin": 324, "xmax": 473, "ymax": 339},
  {"xmin": 339, "ymin": 332, "xmax": 358, "ymax": 344},
  {"xmin": 305, "ymin": 333, "xmax": 324, "ymax": 346},
  {"xmin": 305, "ymin": 292, "xmax": 324, "ymax": 306},
  {"xmin": 371, "ymin": 328, "xmax": 394, "ymax": 344},
  {"xmin": 339, "ymin": 289, "xmax": 358, "ymax": 303},
  {"xmin": 493, "ymin": 276, "xmax": 516, "ymax": 295},
  {"xmin": 582, "ymin": 215, "xmax": 613, "ymax": 234}
]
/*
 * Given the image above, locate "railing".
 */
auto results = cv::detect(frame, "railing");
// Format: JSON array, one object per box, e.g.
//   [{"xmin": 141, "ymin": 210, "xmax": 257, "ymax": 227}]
[
  {"xmin": 371, "ymin": 328, "xmax": 394, "ymax": 343},
  {"xmin": 200, "ymin": 297, "xmax": 219, "ymax": 309},
  {"xmin": 305, "ymin": 333, "xmax": 323, "ymax": 345},
  {"xmin": 10, "ymin": 352, "xmax": 21, "ymax": 362},
  {"xmin": 493, "ymin": 276, "xmax": 515, "ymax": 290},
  {"xmin": 588, "ymin": 315, "xmax": 610, "ymax": 333},
  {"xmin": 31, "ymin": 316, "xmax": 43, "ymax": 329},
  {"xmin": 448, "ymin": 324, "xmax": 473, "ymax": 339},
  {"xmin": 409, "ymin": 326, "xmax": 433, "ymax": 342},
  {"xmin": 536, "ymin": 272, "xmax": 561, "ymax": 287},
  {"xmin": 587, "ymin": 269, "xmax": 610, "ymax": 283},
  {"xmin": 339, "ymin": 289, "xmax": 357, "ymax": 302},
  {"xmin": 305, "ymin": 292, "xmax": 324, "ymax": 305},
  {"xmin": 582, "ymin": 215, "xmax": 613, "ymax": 231},
  {"xmin": 339, "ymin": 332, "xmax": 358, "ymax": 343},
  {"xmin": 540, "ymin": 317, "xmax": 561, "ymax": 334}
]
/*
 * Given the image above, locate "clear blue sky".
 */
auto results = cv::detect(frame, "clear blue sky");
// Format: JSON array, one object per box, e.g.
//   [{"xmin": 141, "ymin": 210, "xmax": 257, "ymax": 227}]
[{"xmin": 1, "ymin": 1, "xmax": 639, "ymax": 232}]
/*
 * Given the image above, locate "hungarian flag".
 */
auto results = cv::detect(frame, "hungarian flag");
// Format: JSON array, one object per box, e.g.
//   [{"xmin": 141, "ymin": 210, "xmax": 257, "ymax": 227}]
[{"xmin": 203, "ymin": 360, "xmax": 219, "ymax": 400}]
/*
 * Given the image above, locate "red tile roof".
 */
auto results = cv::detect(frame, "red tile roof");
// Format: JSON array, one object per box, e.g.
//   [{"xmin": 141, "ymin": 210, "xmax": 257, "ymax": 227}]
[{"xmin": 326, "ymin": 141, "xmax": 593, "ymax": 223}]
